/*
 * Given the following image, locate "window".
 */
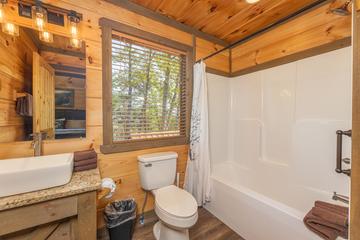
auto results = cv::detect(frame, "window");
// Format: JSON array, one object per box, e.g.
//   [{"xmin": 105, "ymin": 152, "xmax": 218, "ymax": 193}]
[
  {"xmin": 112, "ymin": 37, "xmax": 185, "ymax": 141},
  {"xmin": 100, "ymin": 19, "xmax": 193, "ymax": 153}
]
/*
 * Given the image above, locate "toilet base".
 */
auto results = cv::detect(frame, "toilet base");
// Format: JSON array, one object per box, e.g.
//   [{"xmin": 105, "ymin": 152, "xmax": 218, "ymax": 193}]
[{"xmin": 153, "ymin": 221, "xmax": 189, "ymax": 240}]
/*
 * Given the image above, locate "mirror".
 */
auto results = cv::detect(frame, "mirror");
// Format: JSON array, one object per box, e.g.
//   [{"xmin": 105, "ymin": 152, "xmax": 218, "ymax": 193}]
[{"xmin": 0, "ymin": 26, "xmax": 86, "ymax": 143}]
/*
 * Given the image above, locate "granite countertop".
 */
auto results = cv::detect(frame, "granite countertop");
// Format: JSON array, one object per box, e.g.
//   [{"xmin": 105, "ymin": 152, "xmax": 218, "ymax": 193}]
[{"xmin": 0, "ymin": 168, "xmax": 101, "ymax": 211}]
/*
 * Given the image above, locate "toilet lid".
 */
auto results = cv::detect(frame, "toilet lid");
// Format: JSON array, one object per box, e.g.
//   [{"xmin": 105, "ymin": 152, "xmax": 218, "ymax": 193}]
[{"xmin": 155, "ymin": 185, "xmax": 198, "ymax": 218}]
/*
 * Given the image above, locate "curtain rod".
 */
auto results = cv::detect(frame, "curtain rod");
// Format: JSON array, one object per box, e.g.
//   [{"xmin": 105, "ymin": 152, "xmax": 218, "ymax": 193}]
[{"xmin": 195, "ymin": 0, "xmax": 330, "ymax": 64}]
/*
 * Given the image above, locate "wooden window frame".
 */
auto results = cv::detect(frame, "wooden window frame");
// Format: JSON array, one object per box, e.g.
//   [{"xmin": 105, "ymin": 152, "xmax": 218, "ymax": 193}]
[{"xmin": 99, "ymin": 18, "xmax": 193, "ymax": 154}]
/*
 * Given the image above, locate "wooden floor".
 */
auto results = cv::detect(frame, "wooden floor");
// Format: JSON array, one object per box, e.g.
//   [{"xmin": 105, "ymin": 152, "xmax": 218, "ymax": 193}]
[{"xmin": 98, "ymin": 208, "xmax": 244, "ymax": 240}]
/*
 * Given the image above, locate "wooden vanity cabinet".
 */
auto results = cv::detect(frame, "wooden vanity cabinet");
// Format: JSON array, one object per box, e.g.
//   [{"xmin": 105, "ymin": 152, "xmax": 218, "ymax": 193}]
[{"xmin": 0, "ymin": 191, "xmax": 97, "ymax": 240}]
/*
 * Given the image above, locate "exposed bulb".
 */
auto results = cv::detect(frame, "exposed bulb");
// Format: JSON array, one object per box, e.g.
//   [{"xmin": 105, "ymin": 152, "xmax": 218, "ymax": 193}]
[
  {"xmin": 0, "ymin": 0, "xmax": 7, "ymax": 24},
  {"xmin": 68, "ymin": 11, "xmax": 80, "ymax": 39},
  {"xmin": 70, "ymin": 21, "xmax": 78, "ymax": 38},
  {"xmin": 34, "ymin": 13, "xmax": 45, "ymax": 31},
  {"xmin": 35, "ymin": 16, "xmax": 44, "ymax": 30},
  {"xmin": 2, "ymin": 22, "xmax": 19, "ymax": 36},
  {"xmin": 246, "ymin": 0, "xmax": 260, "ymax": 3},
  {"xmin": 39, "ymin": 31, "xmax": 53, "ymax": 43},
  {"xmin": 32, "ymin": 6, "xmax": 47, "ymax": 31},
  {"xmin": 70, "ymin": 38, "xmax": 82, "ymax": 48},
  {"xmin": 0, "ymin": 5, "xmax": 4, "ymax": 23}
]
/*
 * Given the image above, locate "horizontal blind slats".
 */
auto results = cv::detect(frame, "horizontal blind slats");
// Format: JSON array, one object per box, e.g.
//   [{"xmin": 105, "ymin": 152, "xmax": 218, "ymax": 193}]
[{"xmin": 111, "ymin": 36, "xmax": 187, "ymax": 143}]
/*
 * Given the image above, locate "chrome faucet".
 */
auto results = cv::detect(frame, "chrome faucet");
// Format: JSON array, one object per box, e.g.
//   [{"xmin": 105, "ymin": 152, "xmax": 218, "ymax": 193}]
[{"xmin": 31, "ymin": 132, "xmax": 46, "ymax": 156}]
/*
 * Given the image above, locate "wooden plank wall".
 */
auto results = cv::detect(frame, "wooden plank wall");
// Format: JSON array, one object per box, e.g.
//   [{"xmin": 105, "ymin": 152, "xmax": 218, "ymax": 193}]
[
  {"xmin": 230, "ymin": 0, "xmax": 351, "ymax": 75},
  {"xmin": 55, "ymin": 76, "xmax": 86, "ymax": 111},
  {"xmin": 41, "ymin": 51, "xmax": 86, "ymax": 68},
  {"xmin": 40, "ymin": 50, "xmax": 86, "ymax": 111},
  {"xmin": 0, "ymin": 0, "xmax": 228, "ymax": 228},
  {"xmin": 196, "ymin": 37, "xmax": 230, "ymax": 74},
  {"xmin": 0, "ymin": 28, "xmax": 37, "ymax": 142}
]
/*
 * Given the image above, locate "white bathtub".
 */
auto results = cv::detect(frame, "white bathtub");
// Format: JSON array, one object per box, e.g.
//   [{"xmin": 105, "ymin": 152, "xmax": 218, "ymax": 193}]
[
  {"xmin": 206, "ymin": 49, "xmax": 351, "ymax": 240},
  {"xmin": 205, "ymin": 162, "xmax": 347, "ymax": 240}
]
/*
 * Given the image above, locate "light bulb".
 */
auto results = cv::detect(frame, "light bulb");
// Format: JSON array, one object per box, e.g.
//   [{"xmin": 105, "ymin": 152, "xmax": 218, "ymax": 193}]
[
  {"xmin": 246, "ymin": 0, "xmax": 260, "ymax": 3},
  {"xmin": 70, "ymin": 21, "xmax": 78, "ymax": 38},
  {"xmin": 2, "ymin": 22, "xmax": 19, "ymax": 36},
  {"xmin": 68, "ymin": 11, "xmax": 80, "ymax": 39},
  {"xmin": 35, "ymin": 16, "xmax": 45, "ymax": 30},
  {"xmin": 39, "ymin": 31, "xmax": 53, "ymax": 43},
  {"xmin": 70, "ymin": 38, "xmax": 82, "ymax": 49},
  {"xmin": 0, "ymin": 0, "xmax": 8, "ymax": 24},
  {"xmin": 32, "ymin": 6, "xmax": 47, "ymax": 31},
  {"xmin": 0, "ymin": 5, "xmax": 4, "ymax": 23}
]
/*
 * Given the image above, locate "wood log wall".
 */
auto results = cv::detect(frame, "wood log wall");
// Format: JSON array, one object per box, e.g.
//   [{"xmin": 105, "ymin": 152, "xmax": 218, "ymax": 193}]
[
  {"xmin": 0, "ymin": 29, "xmax": 37, "ymax": 142},
  {"xmin": 230, "ymin": 0, "xmax": 352, "ymax": 76},
  {"xmin": 0, "ymin": 0, "xmax": 229, "ymax": 228}
]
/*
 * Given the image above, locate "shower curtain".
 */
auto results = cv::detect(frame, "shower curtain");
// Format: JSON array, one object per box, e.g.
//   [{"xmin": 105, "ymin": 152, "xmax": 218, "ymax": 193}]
[{"xmin": 184, "ymin": 61, "xmax": 211, "ymax": 206}]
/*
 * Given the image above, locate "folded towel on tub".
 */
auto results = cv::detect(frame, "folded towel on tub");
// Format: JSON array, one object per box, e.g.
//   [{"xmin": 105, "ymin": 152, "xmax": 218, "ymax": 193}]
[{"xmin": 304, "ymin": 201, "xmax": 348, "ymax": 240}]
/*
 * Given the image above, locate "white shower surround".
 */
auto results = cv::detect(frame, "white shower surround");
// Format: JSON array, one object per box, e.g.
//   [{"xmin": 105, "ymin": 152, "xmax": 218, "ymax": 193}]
[{"xmin": 205, "ymin": 47, "xmax": 352, "ymax": 240}]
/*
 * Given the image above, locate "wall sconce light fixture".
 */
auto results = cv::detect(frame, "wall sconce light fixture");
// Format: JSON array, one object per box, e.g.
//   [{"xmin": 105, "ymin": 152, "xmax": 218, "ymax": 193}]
[
  {"xmin": 2, "ymin": 22, "xmax": 19, "ymax": 36},
  {"xmin": 68, "ymin": 10, "xmax": 80, "ymax": 38},
  {"xmin": 69, "ymin": 37, "xmax": 82, "ymax": 49},
  {"xmin": 0, "ymin": 0, "xmax": 7, "ymax": 23},
  {"xmin": 1, "ymin": 0, "xmax": 20, "ymax": 37},
  {"xmin": 3, "ymin": 1, "xmax": 83, "ymax": 40},
  {"xmin": 32, "ymin": 1, "xmax": 47, "ymax": 31},
  {"xmin": 39, "ymin": 31, "xmax": 53, "ymax": 43}
]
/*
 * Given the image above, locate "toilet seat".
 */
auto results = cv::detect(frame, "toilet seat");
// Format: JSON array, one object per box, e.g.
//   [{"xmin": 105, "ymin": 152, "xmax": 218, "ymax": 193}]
[{"xmin": 154, "ymin": 185, "xmax": 198, "ymax": 229}]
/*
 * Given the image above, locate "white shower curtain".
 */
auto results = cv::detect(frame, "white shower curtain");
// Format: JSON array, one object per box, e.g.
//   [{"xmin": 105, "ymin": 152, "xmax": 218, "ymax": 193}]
[{"xmin": 184, "ymin": 61, "xmax": 211, "ymax": 206}]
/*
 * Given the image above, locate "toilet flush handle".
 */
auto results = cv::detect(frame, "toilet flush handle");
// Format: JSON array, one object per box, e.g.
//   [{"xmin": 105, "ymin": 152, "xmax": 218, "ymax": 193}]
[{"xmin": 145, "ymin": 163, "xmax": 152, "ymax": 167}]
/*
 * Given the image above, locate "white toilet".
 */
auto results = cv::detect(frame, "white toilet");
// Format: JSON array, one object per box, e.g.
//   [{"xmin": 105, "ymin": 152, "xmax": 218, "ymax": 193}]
[{"xmin": 138, "ymin": 152, "xmax": 198, "ymax": 240}]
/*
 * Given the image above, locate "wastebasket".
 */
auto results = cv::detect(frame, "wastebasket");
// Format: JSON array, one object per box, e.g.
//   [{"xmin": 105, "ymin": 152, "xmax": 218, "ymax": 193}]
[{"xmin": 104, "ymin": 198, "xmax": 137, "ymax": 240}]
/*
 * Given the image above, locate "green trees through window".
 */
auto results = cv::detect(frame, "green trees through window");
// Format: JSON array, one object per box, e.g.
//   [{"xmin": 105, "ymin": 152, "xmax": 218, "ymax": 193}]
[{"xmin": 112, "ymin": 37, "xmax": 185, "ymax": 142}]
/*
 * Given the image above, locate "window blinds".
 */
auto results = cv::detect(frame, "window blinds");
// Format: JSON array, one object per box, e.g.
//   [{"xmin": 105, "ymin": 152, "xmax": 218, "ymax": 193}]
[{"xmin": 111, "ymin": 36, "xmax": 187, "ymax": 142}]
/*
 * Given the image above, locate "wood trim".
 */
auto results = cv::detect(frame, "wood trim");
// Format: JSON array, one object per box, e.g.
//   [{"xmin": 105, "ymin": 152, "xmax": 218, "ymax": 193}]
[
  {"xmin": 192, "ymin": 35, "xmax": 196, "ymax": 62},
  {"xmin": 103, "ymin": 0, "xmax": 228, "ymax": 47},
  {"xmin": 50, "ymin": 64, "xmax": 86, "ymax": 74},
  {"xmin": 185, "ymin": 43, "xmax": 194, "ymax": 147},
  {"xmin": 99, "ymin": 18, "xmax": 193, "ymax": 53},
  {"xmin": 40, "ymin": 45, "xmax": 86, "ymax": 58},
  {"xmin": 206, "ymin": 67, "xmax": 231, "ymax": 77},
  {"xmin": 101, "ymin": 23, "xmax": 113, "ymax": 146},
  {"xmin": 100, "ymin": 136, "xmax": 188, "ymax": 154},
  {"xmin": 99, "ymin": 18, "xmax": 194, "ymax": 154},
  {"xmin": 54, "ymin": 72, "xmax": 86, "ymax": 79},
  {"xmin": 351, "ymin": 3, "xmax": 360, "ymax": 239},
  {"xmin": 229, "ymin": 48, "xmax": 233, "ymax": 74},
  {"xmin": 230, "ymin": 37, "xmax": 351, "ymax": 77},
  {"xmin": 112, "ymin": 31, "xmax": 186, "ymax": 56}
]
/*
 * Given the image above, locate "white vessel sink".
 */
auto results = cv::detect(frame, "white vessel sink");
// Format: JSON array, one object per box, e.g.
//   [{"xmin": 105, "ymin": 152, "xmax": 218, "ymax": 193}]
[{"xmin": 0, "ymin": 153, "xmax": 74, "ymax": 198}]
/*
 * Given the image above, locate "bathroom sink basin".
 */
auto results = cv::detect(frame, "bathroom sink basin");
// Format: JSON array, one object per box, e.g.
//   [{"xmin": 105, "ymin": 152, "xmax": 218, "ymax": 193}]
[{"xmin": 0, "ymin": 153, "xmax": 74, "ymax": 198}]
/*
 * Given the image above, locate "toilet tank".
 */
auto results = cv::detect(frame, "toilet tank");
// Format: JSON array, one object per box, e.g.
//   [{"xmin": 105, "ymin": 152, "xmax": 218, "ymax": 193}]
[{"xmin": 138, "ymin": 152, "xmax": 178, "ymax": 191}]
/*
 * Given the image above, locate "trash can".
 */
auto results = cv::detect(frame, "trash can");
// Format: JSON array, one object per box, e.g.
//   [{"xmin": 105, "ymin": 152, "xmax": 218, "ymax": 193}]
[{"xmin": 104, "ymin": 198, "xmax": 137, "ymax": 240}]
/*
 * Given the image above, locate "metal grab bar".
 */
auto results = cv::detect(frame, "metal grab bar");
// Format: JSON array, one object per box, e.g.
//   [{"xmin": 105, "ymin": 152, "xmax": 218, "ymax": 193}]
[
  {"xmin": 336, "ymin": 130, "xmax": 351, "ymax": 176},
  {"xmin": 332, "ymin": 192, "xmax": 349, "ymax": 205}
]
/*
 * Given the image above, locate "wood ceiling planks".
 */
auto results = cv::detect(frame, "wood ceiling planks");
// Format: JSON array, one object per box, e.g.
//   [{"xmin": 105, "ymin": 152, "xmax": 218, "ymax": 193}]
[{"xmin": 129, "ymin": 0, "xmax": 320, "ymax": 43}]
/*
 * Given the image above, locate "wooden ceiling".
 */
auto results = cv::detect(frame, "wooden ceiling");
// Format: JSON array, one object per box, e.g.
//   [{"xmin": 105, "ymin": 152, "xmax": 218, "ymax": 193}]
[{"xmin": 129, "ymin": 0, "xmax": 321, "ymax": 43}]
